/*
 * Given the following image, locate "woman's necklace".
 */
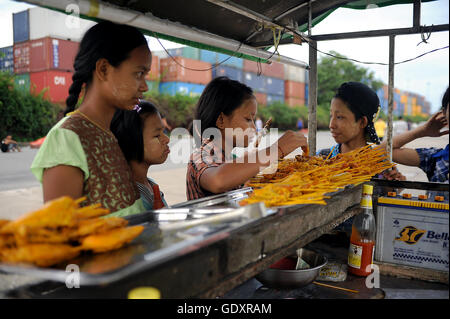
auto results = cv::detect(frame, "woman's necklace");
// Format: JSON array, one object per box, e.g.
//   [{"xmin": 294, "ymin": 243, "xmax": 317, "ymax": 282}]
[{"xmin": 73, "ymin": 110, "xmax": 115, "ymax": 138}]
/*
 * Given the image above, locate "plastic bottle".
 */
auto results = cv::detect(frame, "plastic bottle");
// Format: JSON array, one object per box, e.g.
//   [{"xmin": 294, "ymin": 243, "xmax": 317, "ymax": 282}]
[
  {"xmin": 348, "ymin": 184, "xmax": 376, "ymax": 277},
  {"xmin": 152, "ymin": 184, "xmax": 165, "ymax": 210}
]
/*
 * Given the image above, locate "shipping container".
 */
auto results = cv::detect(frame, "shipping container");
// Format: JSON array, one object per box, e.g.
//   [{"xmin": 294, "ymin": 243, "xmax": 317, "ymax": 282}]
[
  {"xmin": 168, "ymin": 47, "xmax": 200, "ymax": 60},
  {"xmin": 159, "ymin": 82, "xmax": 205, "ymax": 97},
  {"xmin": 284, "ymin": 64, "xmax": 306, "ymax": 83},
  {"xmin": 146, "ymin": 56, "xmax": 160, "ymax": 81},
  {"xmin": 305, "ymin": 83, "xmax": 309, "ymax": 107},
  {"xmin": 266, "ymin": 94, "xmax": 284, "ymax": 105},
  {"xmin": 264, "ymin": 77, "xmax": 284, "ymax": 96},
  {"xmin": 0, "ymin": 46, "xmax": 14, "ymax": 73},
  {"xmin": 212, "ymin": 65, "xmax": 243, "ymax": 82},
  {"xmin": 199, "ymin": 50, "xmax": 217, "ymax": 65},
  {"xmin": 145, "ymin": 81, "xmax": 159, "ymax": 94},
  {"xmin": 253, "ymin": 92, "xmax": 267, "ymax": 105},
  {"xmin": 160, "ymin": 57, "xmax": 212, "ymax": 85},
  {"xmin": 285, "ymin": 80, "xmax": 305, "ymax": 99},
  {"xmin": 13, "ymin": 10, "xmax": 29, "ymax": 43},
  {"xmin": 14, "ymin": 37, "xmax": 79, "ymax": 74},
  {"xmin": 29, "ymin": 70, "xmax": 73, "ymax": 103},
  {"xmin": 14, "ymin": 7, "xmax": 96, "ymax": 42},
  {"xmin": 285, "ymin": 97, "xmax": 305, "ymax": 107},
  {"xmin": 243, "ymin": 71, "xmax": 265, "ymax": 93},
  {"xmin": 217, "ymin": 53, "xmax": 243, "ymax": 69},
  {"xmin": 243, "ymin": 60, "xmax": 284, "ymax": 78},
  {"xmin": 152, "ymin": 50, "xmax": 169, "ymax": 59},
  {"xmin": 14, "ymin": 73, "xmax": 30, "ymax": 92}
]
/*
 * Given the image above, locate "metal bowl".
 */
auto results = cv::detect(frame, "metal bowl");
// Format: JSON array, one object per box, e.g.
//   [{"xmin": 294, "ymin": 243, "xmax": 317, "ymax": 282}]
[{"xmin": 256, "ymin": 248, "xmax": 328, "ymax": 288}]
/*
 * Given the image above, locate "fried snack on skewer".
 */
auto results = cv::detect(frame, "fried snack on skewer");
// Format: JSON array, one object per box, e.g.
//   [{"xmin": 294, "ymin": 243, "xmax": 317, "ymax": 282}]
[
  {"xmin": 0, "ymin": 220, "xmax": 9, "ymax": 230},
  {"xmin": 254, "ymin": 117, "xmax": 272, "ymax": 147},
  {"xmin": 0, "ymin": 244, "xmax": 82, "ymax": 267},
  {"xmin": 242, "ymin": 144, "xmax": 395, "ymax": 207},
  {"xmin": 81, "ymin": 225, "xmax": 144, "ymax": 253}
]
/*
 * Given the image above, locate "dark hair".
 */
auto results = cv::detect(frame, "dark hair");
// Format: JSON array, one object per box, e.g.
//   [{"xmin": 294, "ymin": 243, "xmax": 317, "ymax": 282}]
[
  {"xmin": 110, "ymin": 100, "xmax": 159, "ymax": 162},
  {"xmin": 190, "ymin": 76, "xmax": 254, "ymax": 145},
  {"xmin": 64, "ymin": 21, "xmax": 148, "ymax": 115},
  {"xmin": 442, "ymin": 87, "xmax": 449, "ymax": 111},
  {"xmin": 334, "ymin": 81, "xmax": 381, "ymax": 144}
]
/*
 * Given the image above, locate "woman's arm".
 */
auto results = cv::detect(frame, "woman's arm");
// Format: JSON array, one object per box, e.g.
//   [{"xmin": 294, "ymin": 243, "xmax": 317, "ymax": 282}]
[
  {"xmin": 42, "ymin": 165, "xmax": 84, "ymax": 202},
  {"xmin": 200, "ymin": 130, "xmax": 307, "ymax": 194}
]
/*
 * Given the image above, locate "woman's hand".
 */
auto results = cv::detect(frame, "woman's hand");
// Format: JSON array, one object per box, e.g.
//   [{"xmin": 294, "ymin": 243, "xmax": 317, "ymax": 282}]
[
  {"xmin": 418, "ymin": 111, "xmax": 449, "ymax": 138},
  {"xmin": 277, "ymin": 130, "xmax": 308, "ymax": 158},
  {"xmin": 382, "ymin": 167, "xmax": 406, "ymax": 181}
]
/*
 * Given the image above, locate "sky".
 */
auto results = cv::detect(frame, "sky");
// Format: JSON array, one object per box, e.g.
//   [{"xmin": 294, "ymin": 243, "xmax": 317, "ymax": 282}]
[{"xmin": 0, "ymin": 0, "xmax": 448, "ymax": 112}]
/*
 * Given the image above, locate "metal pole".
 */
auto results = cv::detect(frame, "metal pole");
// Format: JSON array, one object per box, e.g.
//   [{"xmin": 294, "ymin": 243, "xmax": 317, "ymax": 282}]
[
  {"xmin": 386, "ymin": 35, "xmax": 395, "ymax": 162},
  {"xmin": 307, "ymin": 1, "xmax": 317, "ymax": 155}
]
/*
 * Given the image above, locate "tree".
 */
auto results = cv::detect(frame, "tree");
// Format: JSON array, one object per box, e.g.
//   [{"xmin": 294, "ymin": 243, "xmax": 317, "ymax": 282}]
[{"xmin": 317, "ymin": 51, "xmax": 384, "ymax": 110}]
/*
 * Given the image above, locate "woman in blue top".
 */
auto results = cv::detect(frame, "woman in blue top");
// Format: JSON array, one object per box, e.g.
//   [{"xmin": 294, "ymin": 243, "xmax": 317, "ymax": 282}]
[{"xmin": 383, "ymin": 87, "xmax": 449, "ymax": 199}]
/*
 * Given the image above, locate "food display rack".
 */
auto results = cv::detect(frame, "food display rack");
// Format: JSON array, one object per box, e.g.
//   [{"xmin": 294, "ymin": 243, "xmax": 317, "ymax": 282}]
[{"xmin": 0, "ymin": 185, "xmax": 363, "ymax": 298}]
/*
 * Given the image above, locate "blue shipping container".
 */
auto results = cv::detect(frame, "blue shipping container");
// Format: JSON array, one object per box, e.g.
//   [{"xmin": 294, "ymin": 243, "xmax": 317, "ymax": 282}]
[
  {"xmin": 0, "ymin": 46, "xmax": 14, "ymax": 73},
  {"xmin": 13, "ymin": 10, "xmax": 29, "ymax": 43},
  {"xmin": 264, "ymin": 77, "xmax": 284, "ymax": 96},
  {"xmin": 243, "ymin": 71, "xmax": 265, "ymax": 93},
  {"xmin": 217, "ymin": 53, "xmax": 243, "ymax": 69},
  {"xmin": 200, "ymin": 50, "xmax": 218, "ymax": 65},
  {"xmin": 159, "ymin": 82, "xmax": 205, "ymax": 97},
  {"xmin": 212, "ymin": 65, "xmax": 243, "ymax": 82},
  {"xmin": 267, "ymin": 94, "xmax": 284, "ymax": 105},
  {"xmin": 305, "ymin": 83, "xmax": 309, "ymax": 106}
]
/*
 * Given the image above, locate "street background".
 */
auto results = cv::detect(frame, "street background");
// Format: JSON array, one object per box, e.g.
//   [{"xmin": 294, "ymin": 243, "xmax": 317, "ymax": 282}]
[{"xmin": 1, "ymin": 131, "xmax": 446, "ymax": 220}]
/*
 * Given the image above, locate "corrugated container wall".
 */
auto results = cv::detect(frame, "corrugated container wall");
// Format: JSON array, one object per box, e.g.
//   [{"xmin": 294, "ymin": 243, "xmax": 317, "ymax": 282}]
[
  {"xmin": 146, "ymin": 55, "xmax": 160, "ymax": 81},
  {"xmin": 212, "ymin": 65, "xmax": 243, "ymax": 82},
  {"xmin": 26, "ymin": 7, "xmax": 96, "ymax": 42},
  {"xmin": 14, "ymin": 37, "xmax": 78, "ymax": 74},
  {"xmin": 200, "ymin": 50, "xmax": 243, "ymax": 69},
  {"xmin": 243, "ymin": 71, "xmax": 265, "ymax": 93},
  {"xmin": 14, "ymin": 73, "xmax": 30, "ymax": 92},
  {"xmin": 305, "ymin": 83, "xmax": 309, "ymax": 107},
  {"xmin": 160, "ymin": 57, "xmax": 211, "ymax": 85},
  {"xmin": 13, "ymin": 10, "xmax": 29, "ymax": 43},
  {"xmin": 29, "ymin": 70, "xmax": 73, "ymax": 103},
  {"xmin": 254, "ymin": 92, "xmax": 267, "ymax": 106},
  {"xmin": 267, "ymin": 94, "xmax": 284, "ymax": 105},
  {"xmin": 0, "ymin": 46, "xmax": 14, "ymax": 73},
  {"xmin": 285, "ymin": 97, "xmax": 305, "ymax": 107},
  {"xmin": 284, "ymin": 64, "xmax": 306, "ymax": 83},
  {"xmin": 159, "ymin": 82, "xmax": 205, "ymax": 97},
  {"xmin": 168, "ymin": 47, "xmax": 200, "ymax": 60},
  {"xmin": 243, "ymin": 60, "xmax": 284, "ymax": 79},
  {"xmin": 264, "ymin": 77, "xmax": 284, "ymax": 96},
  {"xmin": 285, "ymin": 81, "xmax": 305, "ymax": 99}
]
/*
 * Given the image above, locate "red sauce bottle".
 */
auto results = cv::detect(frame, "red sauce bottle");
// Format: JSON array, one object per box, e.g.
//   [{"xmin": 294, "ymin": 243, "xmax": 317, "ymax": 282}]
[{"xmin": 348, "ymin": 184, "xmax": 376, "ymax": 277}]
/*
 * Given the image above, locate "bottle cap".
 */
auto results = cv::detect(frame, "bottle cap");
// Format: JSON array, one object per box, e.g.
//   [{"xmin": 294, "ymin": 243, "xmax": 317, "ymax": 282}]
[
  {"xmin": 128, "ymin": 287, "xmax": 161, "ymax": 299},
  {"xmin": 362, "ymin": 184, "xmax": 373, "ymax": 195}
]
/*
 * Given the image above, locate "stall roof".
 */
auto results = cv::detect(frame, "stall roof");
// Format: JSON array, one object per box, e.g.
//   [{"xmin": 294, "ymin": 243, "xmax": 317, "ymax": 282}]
[{"xmin": 22, "ymin": 0, "xmax": 436, "ymax": 65}]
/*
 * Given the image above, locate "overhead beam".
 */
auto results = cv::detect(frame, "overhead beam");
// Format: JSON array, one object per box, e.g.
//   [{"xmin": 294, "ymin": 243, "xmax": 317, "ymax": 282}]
[
  {"xmin": 22, "ymin": 0, "xmax": 309, "ymax": 69},
  {"xmin": 310, "ymin": 24, "xmax": 449, "ymax": 41}
]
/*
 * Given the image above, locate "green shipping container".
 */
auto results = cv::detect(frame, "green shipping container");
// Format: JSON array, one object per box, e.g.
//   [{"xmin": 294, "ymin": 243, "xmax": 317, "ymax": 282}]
[
  {"xmin": 146, "ymin": 81, "xmax": 159, "ymax": 94},
  {"xmin": 14, "ymin": 73, "xmax": 30, "ymax": 92}
]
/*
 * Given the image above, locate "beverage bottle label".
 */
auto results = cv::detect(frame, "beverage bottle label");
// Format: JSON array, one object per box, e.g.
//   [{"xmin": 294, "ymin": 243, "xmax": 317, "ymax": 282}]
[{"xmin": 348, "ymin": 243, "xmax": 363, "ymax": 269}]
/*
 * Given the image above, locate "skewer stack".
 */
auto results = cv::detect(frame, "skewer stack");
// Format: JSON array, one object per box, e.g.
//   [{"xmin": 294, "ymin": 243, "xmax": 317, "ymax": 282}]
[{"xmin": 242, "ymin": 144, "xmax": 395, "ymax": 207}]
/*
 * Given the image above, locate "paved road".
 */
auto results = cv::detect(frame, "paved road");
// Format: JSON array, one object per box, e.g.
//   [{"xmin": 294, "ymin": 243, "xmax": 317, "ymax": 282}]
[{"xmin": 0, "ymin": 131, "xmax": 446, "ymax": 219}]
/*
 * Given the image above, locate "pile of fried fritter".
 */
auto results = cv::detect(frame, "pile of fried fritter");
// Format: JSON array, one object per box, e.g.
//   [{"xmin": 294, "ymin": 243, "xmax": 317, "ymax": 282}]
[{"xmin": 0, "ymin": 197, "xmax": 144, "ymax": 267}]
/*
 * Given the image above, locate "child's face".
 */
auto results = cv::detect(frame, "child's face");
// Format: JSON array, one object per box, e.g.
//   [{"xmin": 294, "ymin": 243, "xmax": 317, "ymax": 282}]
[
  {"xmin": 106, "ymin": 45, "xmax": 152, "ymax": 110},
  {"xmin": 142, "ymin": 113, "xmax": 170, "ymax": 165},
  {"xmin": 220, "ymin": 97, "xmax": 257, "ymax": 148},
  {"xmin": 329, "ymin": 97, "xmax": 366, "ymax": 145}
]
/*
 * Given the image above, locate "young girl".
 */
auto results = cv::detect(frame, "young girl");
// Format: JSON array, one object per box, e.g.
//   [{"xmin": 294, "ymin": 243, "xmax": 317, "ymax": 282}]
[
  {"xmin": 110, "ymin": 100, "xmax": 170, "ymax": 211},
  {"xmin": 31, "ymin": 21, "xmax": 151, "ymax": 216},
  {"xmin": 186, "ymin": 76, "xmax": 307, "ymax": 200}
]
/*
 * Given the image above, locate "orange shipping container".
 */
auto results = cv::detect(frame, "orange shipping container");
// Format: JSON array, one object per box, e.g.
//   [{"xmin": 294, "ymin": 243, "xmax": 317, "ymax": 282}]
[
  {"xmin": 254, "ymin": 92, "xmax": 267, "ymax": 105},
  {"xmin": 30, "ymin": 70, "xmax": 73, "ymax": 103},
  {"xmin": 243, "ymin": 60, "xmax": 284, "ymax": 79},
  {"xmin": 146, "ymin": 55, "xmax": 160, "ymax": 81},
  {"xmin": 160, "ymin": 57, "xmax": 212, "ymax": 85},
  {"xmin": 284, "ymin": 81, "xmax": 305, "ymax": 99},
  {"xmin": 285, "ymin": 97, "xmax": 305, "ymax": 107}
]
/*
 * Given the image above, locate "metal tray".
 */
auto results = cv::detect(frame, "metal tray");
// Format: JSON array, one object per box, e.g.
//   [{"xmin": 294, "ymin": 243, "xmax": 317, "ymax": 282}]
[{"xmin": 0, "ymin": 202, "xmax": 274, "ymax": 286}]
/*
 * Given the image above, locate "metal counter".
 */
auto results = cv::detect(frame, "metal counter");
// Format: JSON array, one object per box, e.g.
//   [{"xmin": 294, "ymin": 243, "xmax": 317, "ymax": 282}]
[{"xmin": 0, "ymin": 185, "xmax": 363, "ymax": 298}]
